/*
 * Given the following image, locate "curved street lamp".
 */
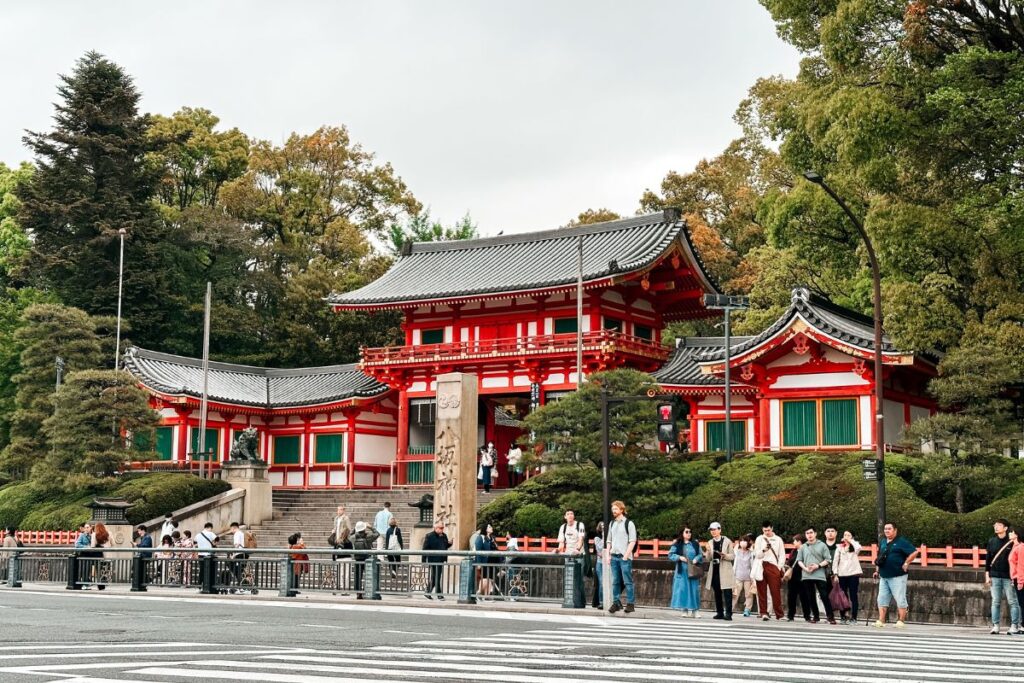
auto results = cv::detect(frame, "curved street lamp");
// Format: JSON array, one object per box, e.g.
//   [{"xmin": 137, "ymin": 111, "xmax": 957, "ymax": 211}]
[{"xmin": 802, "ymin": 171, "xmax": 886, "ymax": 539}]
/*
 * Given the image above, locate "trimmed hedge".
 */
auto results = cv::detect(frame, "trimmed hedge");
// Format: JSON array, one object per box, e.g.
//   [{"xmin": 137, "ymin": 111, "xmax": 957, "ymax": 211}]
[
  {"xmin": 0, "ymin": 474, "xmax": 231, "ymax": 530},
  {"xmin": 479, "ymin": 451, "xmax": 1024, "ymax": 546}
]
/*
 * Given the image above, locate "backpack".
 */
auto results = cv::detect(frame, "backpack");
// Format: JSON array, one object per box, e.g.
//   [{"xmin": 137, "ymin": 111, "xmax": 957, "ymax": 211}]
[
  {"xmin": 243, "ymin": 531, "xmax": 257, "ymax": 549},
  {"xmin": 559, "ymin": 521, "xmax": 586, "ymax": 550}
]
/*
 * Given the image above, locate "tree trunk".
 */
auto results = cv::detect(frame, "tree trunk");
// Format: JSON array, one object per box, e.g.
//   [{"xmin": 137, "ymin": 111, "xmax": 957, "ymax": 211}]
[{"xmin": 955, "ymin": 482, "xmax": 965, "ymax": 515}]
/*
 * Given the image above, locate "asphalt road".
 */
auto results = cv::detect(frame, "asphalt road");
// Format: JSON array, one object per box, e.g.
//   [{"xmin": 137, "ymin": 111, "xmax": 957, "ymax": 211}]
[{"xmin": 2, "ymin": 588, "xmax": 1023, "ymax": 682}]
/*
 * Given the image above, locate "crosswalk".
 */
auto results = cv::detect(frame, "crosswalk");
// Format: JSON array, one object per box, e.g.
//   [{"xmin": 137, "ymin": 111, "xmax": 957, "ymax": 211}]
[{"xmin": 4, "ymin": 620, "xmax": 1024, "ymax": 682}]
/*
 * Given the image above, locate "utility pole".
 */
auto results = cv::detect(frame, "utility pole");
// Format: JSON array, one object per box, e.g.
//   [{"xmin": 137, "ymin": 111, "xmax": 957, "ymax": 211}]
[
  {"xmin": 198, "ymin": 282, "xmax": 212, "ymax": 479},
  {"xmin": 576, "ymin": 234, "xmax": 584, "ymax": 390},
  {"xmin": 114, "ymin": 228, "xmax": 127, "ymax": 370},
  {"xmin": 703, "ymin": 294, "xmax": 750, "ymax": 462}
]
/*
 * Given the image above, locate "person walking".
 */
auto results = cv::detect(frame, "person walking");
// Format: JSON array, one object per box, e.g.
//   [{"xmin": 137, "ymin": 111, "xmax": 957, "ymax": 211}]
[
  {"xmin": 785, "ymin": 534, "xmax": 810, "ymax": 621},
  {"xmin": 288, "ymin": 532, "xmax": 309, "ymax": 595},
  {"xmin": 834, "ymin": 530, "xmax": 863, "ymax": 624},
  {"xmin": 506, "ymin": 442, "xmax": 523, "ymax": 487},
  {"xmin": 1009, "ymin": 527, "xmax": 1024, "ymax": 629},
  {"xmin": 986, "ymin": 518, "xmax": 1021, "ymax": 635},
  {"xmin": 473, "ymin": 521, "xmax": 499, "ymax": 599},
  {"xmin": 668, "ymin": 526, "xmax": 703, "ymax": 617},
  {"xmin": 754, "ymin": 521, "xmax": 786, "ymax": 621},
  {"xmin": 229, "ymin": 521, "xmax": 247, "ymax": 590},
  {"xmin": 704, "ymin": 522, "xmax": 735, "ymax": 620},
  {"xmin": 591, "ymin": 521, "xmax": 605, "ymax": 609},
  {"xmin": 479, "ymin": 443, "xmax": 495, "ymax": 493},
  {"xmin": 422, "ymin": 520, "xmax": 452, "ymax": 600},
  {"xmin": 733, "ymin": 534, "xmax": 757, "ymax": 617},
  {"xmin": 607, "ymin": 500, "xmax": 637, "ymax": 614},
  {"xmin": 385, "ymin": 517, "xmax": 404, "ymax": 578},
  {"xmin": 873, "ymin": 522, "xmax": 920, "ymax": 629},
  {"xmin": 352, "ymin": 521, "xmax": 379, "ymax": 598},
  {"xmin": 373, "ymin": 503, "xmax": 393, "ymax": 551},
  {"xmin": 796, "ymin": 526, "xmax": 835, "ymax": 624}
]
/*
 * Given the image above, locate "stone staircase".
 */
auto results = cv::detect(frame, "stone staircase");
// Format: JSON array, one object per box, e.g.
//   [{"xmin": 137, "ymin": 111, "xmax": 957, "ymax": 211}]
[{"xmin": 241, "ymin": 488, "xmax": 503, "ymax": 548}]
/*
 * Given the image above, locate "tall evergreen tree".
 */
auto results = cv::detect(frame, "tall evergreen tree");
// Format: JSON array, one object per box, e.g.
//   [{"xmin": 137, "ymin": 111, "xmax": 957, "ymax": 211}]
[
  {"xmin": 0, "ymin": 304, "xmax": 102, "ymax": 480},
  {"xmin": 17, "ymin": 52, "xmax": 172, "ymax": 348}
]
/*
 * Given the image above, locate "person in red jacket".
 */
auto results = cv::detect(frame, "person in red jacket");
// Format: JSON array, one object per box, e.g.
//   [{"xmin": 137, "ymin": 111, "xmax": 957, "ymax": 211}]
[{"xmin": 1008, "ymin": 527, "xmax": 1024, "ymax": 625}]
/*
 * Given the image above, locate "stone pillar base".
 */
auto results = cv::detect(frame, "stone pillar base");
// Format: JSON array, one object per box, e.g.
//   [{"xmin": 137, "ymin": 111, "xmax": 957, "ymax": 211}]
[{"xmin": 220, "ymin": 460, "xmax": 272, "ymax": 527}]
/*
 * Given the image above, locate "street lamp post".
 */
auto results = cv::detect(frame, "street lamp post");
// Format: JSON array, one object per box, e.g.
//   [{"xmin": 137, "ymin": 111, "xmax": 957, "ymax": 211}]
[
  {"xmin": 114, "ymin": 228, "xmax": 127, "ymax": 371},
  {"xmin": 703, "ymin": 294, "xmax": 750, "ymax": 462},
  {"xmin": 803, "ymin": 170, "xmax": 886, "ymax": 537}
]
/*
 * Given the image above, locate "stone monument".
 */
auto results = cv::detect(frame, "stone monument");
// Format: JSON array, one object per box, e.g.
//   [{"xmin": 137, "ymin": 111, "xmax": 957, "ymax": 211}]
[{"xmin": 433, "ymin": 372, "xmax": 478, "ymax": 550}]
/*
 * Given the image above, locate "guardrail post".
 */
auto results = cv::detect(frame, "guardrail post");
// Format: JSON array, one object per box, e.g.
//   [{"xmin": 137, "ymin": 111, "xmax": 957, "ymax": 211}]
[
  {"xmin": 562, "ymin": 556, "xmax": 584, "ymax": 609},
  {"xmin": 66, "ymin": 552, "xmax": 80, "ymax": 590},
  {"xmin": 457, "ymin": 557, "xmax": 476, "ymax": 605},
  {"xmin": 6, "ymin": 554, "xmax": 21, "ymax": 588},
  {"xmin": 279, "ymin": 556, "xmax": 296, "ymax": 597},
  {"xmin": 367, "ymin": 554, "xmax": 381, "ymax": 600},
  {"xmin": 130, "ymin": 554, "xmax": 148, "ymax": 592},
  {"xmin": 199, "ymin": 555, "xmax": 216, "ymax": 595}
]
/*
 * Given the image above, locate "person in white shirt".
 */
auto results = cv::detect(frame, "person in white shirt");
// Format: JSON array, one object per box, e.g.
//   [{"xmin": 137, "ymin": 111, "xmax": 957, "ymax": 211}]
[
  {"xmin": 195, "ymin": 522, "xmax": 217, "ymax": 558},
  {"xmin": 160, "ymin": 514, "xmax": 176, "ymax": 542},
  {"xmin": 506, "ymin": 443, "xmax": 523, "ymax": 486},
  {"xmin": 753, "ymin": 520, "xmax": 787, "ymax": 621},
  {"xmin": 374, "ymin": 503, "xmax": 393, "ymax": 550},
  {"xmin": 607, "ymin": 500, "xmax": 637, "ymax": 614},
  {"xmin": 834, "ymin": 530, "xmax": 863, "ymax": 624},
  {"xmin": 557, "ymin": 510, "xmax": 585, "ymax": 555}
]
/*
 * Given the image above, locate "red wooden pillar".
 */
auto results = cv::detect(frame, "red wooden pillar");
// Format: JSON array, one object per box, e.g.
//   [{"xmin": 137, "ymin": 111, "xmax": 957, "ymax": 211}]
[
  {"xmin": 396, "ymin": 387, "xmax": 409, "ymax": 485},
  {"xmin": 345, "ymin": 407, "xmax": 358, "ymax": 489},
  {"xmin": 174, "ymin": 407, "xmax": 190, "ymax": 464},
  {"xmin": 301, "ymin": 416, "xmax": 312, "ymax": 489},
  {"xmin": 686, "ymin": 399, "xmax": 698, "ymax": 453},
  {"xmin": 757, "ymin": 393, "xmax": 770, "ymax": 451}
]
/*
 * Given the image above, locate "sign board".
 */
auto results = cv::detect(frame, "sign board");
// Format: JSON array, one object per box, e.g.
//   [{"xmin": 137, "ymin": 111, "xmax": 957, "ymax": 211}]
[{"xmin": 861, "ymin": 459, "xmax": 883, "ymax": 481}]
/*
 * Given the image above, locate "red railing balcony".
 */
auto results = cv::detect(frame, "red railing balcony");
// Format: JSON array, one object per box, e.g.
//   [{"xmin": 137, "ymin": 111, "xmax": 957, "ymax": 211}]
[{"xmin": 359, "ymin": 329, "xmax": 669, "ymax": 368}]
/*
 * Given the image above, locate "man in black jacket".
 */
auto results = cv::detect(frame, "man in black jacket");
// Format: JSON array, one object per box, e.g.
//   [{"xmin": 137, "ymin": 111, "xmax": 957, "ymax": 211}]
[
  {"xmin": 985, "ymin": 518, "xmax": 1020, "ymax": 635},
  {"xmin": 422, "ymin": 520, "xmax": 452, "ymax": 600}
]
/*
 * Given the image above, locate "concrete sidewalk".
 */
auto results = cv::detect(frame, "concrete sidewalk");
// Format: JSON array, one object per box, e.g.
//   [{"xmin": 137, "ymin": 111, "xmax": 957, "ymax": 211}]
[{"xmin": 5, "ymin": 582, "xmax": 990, "ymax": 636}]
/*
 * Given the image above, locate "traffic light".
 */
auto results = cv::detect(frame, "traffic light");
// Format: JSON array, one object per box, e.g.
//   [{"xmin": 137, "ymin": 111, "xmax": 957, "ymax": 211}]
[{"xmin": 657, "ymin": 401, "xmax": 679, "ymax": 444}]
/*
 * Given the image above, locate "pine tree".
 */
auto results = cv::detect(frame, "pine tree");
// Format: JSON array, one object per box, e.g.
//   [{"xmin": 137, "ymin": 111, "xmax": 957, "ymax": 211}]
[{"xmin": 17, "ymin": 52, "xmax": 172, "ymax": 348}]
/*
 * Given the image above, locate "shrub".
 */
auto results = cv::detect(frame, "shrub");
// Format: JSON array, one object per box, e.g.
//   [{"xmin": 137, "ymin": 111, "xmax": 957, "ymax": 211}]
[{"xmin": 511, "ymin": 503, "xmax": 563, "ymax": 536}]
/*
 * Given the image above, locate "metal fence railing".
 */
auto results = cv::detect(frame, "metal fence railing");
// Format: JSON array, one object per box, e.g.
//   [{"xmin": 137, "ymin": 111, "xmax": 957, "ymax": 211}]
[{"xmin": 0, "ymin": 548, "xmax": 585, "ymax": 607}]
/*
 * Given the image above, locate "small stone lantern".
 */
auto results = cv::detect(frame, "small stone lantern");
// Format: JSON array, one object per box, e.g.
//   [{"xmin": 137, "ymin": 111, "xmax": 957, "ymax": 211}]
[{"xmin": 86, "ymin": 498, "xmax": 134, "ymax": 548}]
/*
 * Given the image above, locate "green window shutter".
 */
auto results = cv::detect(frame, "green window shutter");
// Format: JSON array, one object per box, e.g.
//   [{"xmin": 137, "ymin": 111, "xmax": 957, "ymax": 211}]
[
  {"xmin": 273, "ymin": 435, "xmax": 301, "ymax": 465},
  {"xmin": 190, "ymin": 428, "xmax": 220, "ymax": 461},
  {"xmin": 634, "ymin": 325, "xmax": 653, "ymax": 340},
  {"xmin": 782, "ymin": 401, "xmax": 817, "ymax": 447},
  {"xmin": 823, "ymin": 398, "xmax": 858, "ymax": 446},
  {"xmin": 421, "ymin": 328, "xmax": 444, "ymax": 344},
  {"xmin": 154, "ymin": 427, "xmax": 173, "ymax": 461},
  {"xmin": 603, "ymin": 318, "xmax": 622, "ymax": 332},
  {"xmin": 553, "ymin": 318, "xmax": 577, "ymax": 334},
  {"xmin": 706, "ymin": 421, "xmax": 746, "ymax": 451},
  {"xmin": 315, "ymin": 434, "xmax": 344, "ymax": 464}
]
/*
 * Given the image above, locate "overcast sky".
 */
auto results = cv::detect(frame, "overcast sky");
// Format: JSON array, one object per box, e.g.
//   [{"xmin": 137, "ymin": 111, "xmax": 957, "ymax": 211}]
[{"xmin": 0, "ymin": 1, "xmax": 799, "ymax": 235}]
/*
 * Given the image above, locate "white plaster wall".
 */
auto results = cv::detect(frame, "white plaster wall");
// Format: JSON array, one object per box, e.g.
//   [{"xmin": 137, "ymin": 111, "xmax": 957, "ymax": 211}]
[
  {"xmin": 748, "ymin": 419, "xmax": 755, "ymax": 449},
  {"xmin": 883, "ymin": 399, "xmax": 905, "ymax": 444},
  {"xmin": 512, "ymin": 375, "xmax": 531, "ymax": 387},
  {"xmin": 770, "ymin": 372, "xmax": 868, "ymax": 389},
  {"xmin": 823, "ymin": 348, "xmax": 851, "ymax": 363},
  {"xmin": 482, "ymin": 376, "xmax": 510, "ymax": 388},
  {"xmin": 544, "ymin": 373, "xmax": 565, "ymax": 385},
  {"xmin": 859, "ymin": 395, "xmax": 873, "ymax": 448},
  {"xmin": 410, "ymin": 381, "xmax": 429, "ymax": 392},
  {"xmin": 696, "ymin": 420, "xmax": 706, "ymax": 451},
  {"xmin": 355, "ymin": 434, "xmax": 396, "ymax": 465},
  {"xmin": 769, "ymin": 399, "xmax": 781, "ymax": 450},
  {"xmin": 159, "ymin": 407, "xmax": 178, "ymax": 419}
]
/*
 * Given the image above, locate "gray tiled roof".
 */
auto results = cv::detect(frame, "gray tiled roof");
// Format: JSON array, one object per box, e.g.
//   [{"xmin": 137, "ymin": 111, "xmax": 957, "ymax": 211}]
[
  {"xmin": 328, "ymin": 210, "xmax": 719, "ymax": 307},
  {"xmin": 698, "ymin": 287, "xmax": 903, "ymax": 362},
  {"xmin": 654, "ymin": 337, "xmax": 754, "ymax": 386},
  {"xmin": 123, "ymin": 347, "xmax": 389, "ymax": 409}
]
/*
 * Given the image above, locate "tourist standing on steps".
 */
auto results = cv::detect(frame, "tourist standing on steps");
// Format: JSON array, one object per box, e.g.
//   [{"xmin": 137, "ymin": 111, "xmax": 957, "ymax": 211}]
[
  {"xmin": 986, "ymin": 518, "xmax": 1021, "ymax": 635},
  {"xmin": 834, "ymin": 530, "xmax": 863, "ymax": 624},
  {"xmin": 160, "ymin": 514, "xmax": 176, "ymax": 542},
  {"xmin": 873, "ymin": 522, "xmax": 920, "ymax": 629},
  {"xmin": 733, "ymin": 534, "xmax": 756, "ymax": 617},
  {"xmin": 753, "ymin": 521, "xmax": 786, "ymax": 621},
  {"xmin": 506, "ymin": 442, "xmax": 523, "ymax": 487},
  {"xmin": 479, "ymin": 442, "xmax": 495, "ymax": 493},
  {"xmin": 607, "ymin": 500, "xmax": 637, "ymax": 614},
  {"xmin": 785, "ymin": 534, "xmax": 810, "ymax": 621},
  {"xmin": 704, "ymin": 522, "xmax": 734, "ymax": 620},
  {"xmin": 668, "ymin": 526, "xmax": 703, "ymax": 617},
  {"xmin": 333, "ymin": 505, "xmax": 352, "ymax": 559},
  {"xmin": 796, "ymin": 526, "xmax": 836, "ymax": 624},
  {"xmin": 422, "ymin": 520, "xmax": 452, "ymax": 600},
  {"xmin": 373, "ymin": 503, "xmax": 393, "ymax": 550}
]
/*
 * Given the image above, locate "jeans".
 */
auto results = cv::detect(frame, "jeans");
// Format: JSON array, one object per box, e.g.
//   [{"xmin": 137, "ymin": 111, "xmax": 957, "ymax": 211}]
[
  {"xmin": 839, "ymin": 575, "xmax": 860, "ymax": 620},
  {"xmin": 877, "ymin": 574, "xmax": 908, "ymax": 609},
  {"xmin": 802, "ymin": 579, "xmax": 834, "ymax": 621},
  {"xmin": 593, "ymin": 561, "xmax": 603, "ymax": 607},
  {"xmin": 990, "ymin": 577, "xmax": 1021, "ymax": 626},
  {"xmin": 610, "ymin": 556, "xmax": 634, "ymax": 606}
]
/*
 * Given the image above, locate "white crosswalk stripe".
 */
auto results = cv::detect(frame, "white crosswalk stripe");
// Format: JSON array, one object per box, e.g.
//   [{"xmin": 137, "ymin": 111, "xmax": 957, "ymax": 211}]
[{"xmin": 4, "ymin": 620, "xmax": 1024, "ymax": 682}]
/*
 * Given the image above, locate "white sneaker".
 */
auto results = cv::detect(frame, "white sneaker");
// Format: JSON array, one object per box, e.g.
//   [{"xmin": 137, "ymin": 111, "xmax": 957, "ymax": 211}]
[
  {"xmin": 1009, "ymin": 625, "xmax": 1020, "ymax": 635},
  {"xmin": 991, "ymin": 625, "xmax": 1000, "ymax": 635}
]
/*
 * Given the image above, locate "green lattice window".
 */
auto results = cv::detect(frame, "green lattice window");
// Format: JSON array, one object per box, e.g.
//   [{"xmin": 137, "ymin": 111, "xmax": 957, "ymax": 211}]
[
  {"xmin": 553, "ymin": 317, "xmax": 577, "ymax": 334},
  {"xmin": 421, "ymin": 328, "xmax": 444, "ymax": 344},
  {"xmin": 273, "ymin": 435, "xmax": 301, "ymax": 465},
  {"xmin": 634, "ymin": 324, "xmax": 653, "ymax": 340},
  {"xmin": 782, "ymin": 401, "xmax": 817, "ymax": 448},
  {"xmin": 407, "ymin": 461, "xmax": 434, "ymax": 485},
  {"xmin": 190, "ymin": 427, "xmax": 220, "ymax": 461},
  {"xmin": 603, "ymin": 317, "xmax": 623, "ymax": 332},
  {"xmin": 315, "ymin": 434, "xmax": 344, "ymax": 464},
  {"xmin": 822, "ymin": 398, "xmax": 858, "ymax": 446},
  {"xmin": 132, "ymin": 426, "xmax": 173, "ymax": 460},
  {"xmin": 705, "ymin": 420, "xmax": 746, "ymax": 452}
]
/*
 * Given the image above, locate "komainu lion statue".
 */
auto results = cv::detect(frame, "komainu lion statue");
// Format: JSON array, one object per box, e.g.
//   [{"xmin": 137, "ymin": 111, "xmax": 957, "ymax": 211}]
[{"xmin": 229, "ymin": 427, "xmax": 260, "ymax": 461}]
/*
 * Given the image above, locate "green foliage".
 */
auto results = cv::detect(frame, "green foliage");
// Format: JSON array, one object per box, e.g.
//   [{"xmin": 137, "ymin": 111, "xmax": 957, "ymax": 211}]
[
  {"xmin": 521, "ymin": 369, "xmax": 662, "ymax": 467},
  {"xmin": 564, "ymin": 208, "xmax": 622, "ymax": 227},
  {"xmin": 0, "ymin": 473, "xmax": 230, "ymax": 531},
  {"xmin": 388, "ymin": 210, "xmax": 478, "ymax": 254},
  {"xmin": 481, "ymin": 451, "xmax": 1024, "ymax": 546}
]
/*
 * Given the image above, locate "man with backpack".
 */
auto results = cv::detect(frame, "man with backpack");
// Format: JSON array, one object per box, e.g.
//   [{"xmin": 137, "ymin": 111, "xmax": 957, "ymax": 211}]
[{"xmin": 607, "ymin": 500, "xmax": 637, "ymax": 614}]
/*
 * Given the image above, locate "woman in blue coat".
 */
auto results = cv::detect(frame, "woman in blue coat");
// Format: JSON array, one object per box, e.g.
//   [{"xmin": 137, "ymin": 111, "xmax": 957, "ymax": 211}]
[{"xmin": 669, "ymin": 526, "xmax": 703, "ymax": 617}]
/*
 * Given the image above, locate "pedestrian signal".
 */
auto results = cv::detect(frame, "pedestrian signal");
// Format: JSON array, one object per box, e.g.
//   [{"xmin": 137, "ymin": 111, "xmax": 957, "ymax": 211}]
[{"xmin": 657, "ymin": 401, "xmax": 685, "ymax": 444}]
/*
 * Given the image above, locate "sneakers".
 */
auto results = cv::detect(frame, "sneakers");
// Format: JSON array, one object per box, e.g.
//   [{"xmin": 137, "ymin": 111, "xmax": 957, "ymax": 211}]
[
  {"xmin": 624, "ymin": 604, "xmax": 635, "ymax": 613},
  {"xmin": 873, "ymin": 620, "xmax": 885, "ymax": 628},
  {"xmin": 761, "ymin": 614, "xmax": 770, "ymax": 622},
  {"xmin": 424, "ymin": 593, "xmax": 433, "ymax": 599},
  {"xmin": 743, "ymin": 609, "xmax": 751, "ymax": 617},
  {"xmin": 991, "ymin": 625, "xmax": 1001, "ymax": 635},
  {"xmin": 1009, "ymin": 625, "xmax": 1021, "ymax": 635},
  {"xmin": 895, "ymin": 620, "xmax": 906, "ymax": 629},
  {"xmin": 712, "ymin": 614, "xmax": 725, "ymax": 620},
  {"xmin": 609, "ymin": 603, "xmax": 622, "ymax": 613}
]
